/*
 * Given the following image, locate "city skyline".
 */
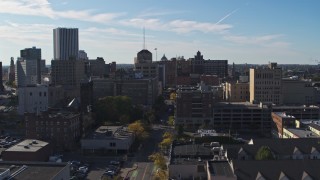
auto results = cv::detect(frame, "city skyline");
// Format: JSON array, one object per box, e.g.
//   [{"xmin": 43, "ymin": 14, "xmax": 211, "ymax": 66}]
[{"xmin": 0, "ymin": 0, "xmax": 319, "ymax": 65}]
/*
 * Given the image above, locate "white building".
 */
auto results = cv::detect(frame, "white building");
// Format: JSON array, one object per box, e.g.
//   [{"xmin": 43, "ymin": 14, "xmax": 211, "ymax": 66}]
[
  {"xmin": 18, "ymin": 84, "xmax": 48, "ymax": 115},
  {"xmin": 15, "ymin": 58, "xmax": 45, "ymax": 87}
]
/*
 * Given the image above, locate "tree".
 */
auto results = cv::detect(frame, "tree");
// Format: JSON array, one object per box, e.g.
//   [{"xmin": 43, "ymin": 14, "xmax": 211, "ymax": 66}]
[
  {"xmin": 94, "ymin": 96, "xmax": 135, "ymax": 124},
  {"xmin": 154, "ymin": 168, "xmax": 168, "ymax": 180},
  {"xmin": 128, "ymin": 120, "xmax": 149, "ymax": 141},
  {"xmin": 255, "ymin": 146, "xmax": 274, "ymax": 160},
  {"xmin": 148, "ymin": 152, "xmax": 166, "ymax": 170},
  {"xmin": 168, "ymin": 116, "xmax": 175, "ymax": 126}
]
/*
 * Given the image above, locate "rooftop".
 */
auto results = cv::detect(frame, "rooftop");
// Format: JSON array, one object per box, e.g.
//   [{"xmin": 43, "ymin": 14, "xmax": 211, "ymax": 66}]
[
  {"xmin": 232, "ymin": 160, "xmax": 320, "ymax": 180},
  {"xmin": 0, "ymin": 161, "xmax": 68, "ymax": 180},
  {"xmin": 273, "ymin": 112, "xmax": 296, "ymax": 118},
  {"xmin": 84, "ymin": 126, "xmax": 133, "ymax": 140},
  {"xmin": 285, "ymin": 128, "xmax": 320, "ymax": 138},
  {"xmin": 208, "ymin": 161, "xmax": 235, "ymax": 178},
  {"xmin": 5, "ymin": 139, "xmax": 48, "ymax": 152}
]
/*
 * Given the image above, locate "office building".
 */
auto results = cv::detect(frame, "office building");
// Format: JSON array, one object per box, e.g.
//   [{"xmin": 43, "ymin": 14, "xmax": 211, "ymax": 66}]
[
  {"xmin": 18, "ymin": 84, "xmax": 48, "ymax": 115},
  {"xmin": 175, "ymin": 83, "xmax": 216, "ymax": 129},
  {"xmin": 92, "ymin": 77, "xmax": 158, "ymax": 106},
  {"xmin": 282, "ymin": 78, "xmax": 316, "ymax": 105},
  {"xmin": 134, "ymin": 49, "xmax": 158, "ymax": 78},
  {"xmin": 0, "ymin": 62, "xmax": 3, "ymax": 91},
  {"xmin": 225, "ymin": 81, "xmax": 249, "ymax": 102},
  {"xmin": 249, "ymin": 62, "xmax": 282, "ymax": 105},
  {"xmin": 20, "ymin": 46, "xmax": 41, "ymax": 60},
  {"xmin": 53, "ymin": 28, "xmax": 79, "ymax": 60},
  {"xmin": 51, "ymin": 60, "xmax": 85, "ymax": 86},
  {"xmin": 78, "ymin": 50, "xmax": 88, "ymax": 60},
  {"xmin": 8, "ymin": 57, "xmax": 15, "ymax": 83},
  {"xmin": 15, "ymin": 57, "xmax": 45, "ymax": 87}
]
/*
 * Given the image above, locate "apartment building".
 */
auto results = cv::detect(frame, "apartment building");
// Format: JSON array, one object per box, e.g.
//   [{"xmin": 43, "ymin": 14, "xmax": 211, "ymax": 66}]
[{"xmin": 25, "ymin": 111, "xmax": 81, "ymax": 150}]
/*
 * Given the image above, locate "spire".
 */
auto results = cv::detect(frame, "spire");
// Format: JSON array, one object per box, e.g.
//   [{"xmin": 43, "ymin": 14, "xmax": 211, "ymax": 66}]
[{"xmin": 143, "ymin": 27, "xmax": 145, "ymax": 50}]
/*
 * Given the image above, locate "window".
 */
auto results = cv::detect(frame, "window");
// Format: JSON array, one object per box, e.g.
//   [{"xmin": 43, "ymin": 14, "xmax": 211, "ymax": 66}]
[
  {"xmin": 30, "ymin": 92, "xmax": 32, "ymax": 96},
  {"xmin": 44, "ymin": 92, "xmax": 47, "ymax": 96},
  {"xmin": 110, "ymin": 142, "xmax": 116, "ymax": 147},
  {"xmin": 39, "ymin": 92, "xmax": 42, "ymax": 96}
]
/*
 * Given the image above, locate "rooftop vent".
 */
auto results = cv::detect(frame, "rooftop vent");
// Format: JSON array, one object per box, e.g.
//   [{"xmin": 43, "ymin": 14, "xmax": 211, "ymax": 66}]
[
  {"xmin": 24, "ymin": 145, "xmax": 29, "ymax": 149},
  {"xmin": 32, "ymin": 140, "xmax": 38, "ymax": 144}
]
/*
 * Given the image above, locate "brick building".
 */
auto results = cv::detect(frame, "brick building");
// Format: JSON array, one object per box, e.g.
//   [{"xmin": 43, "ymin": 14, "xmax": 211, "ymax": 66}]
[{"xmin": 25, "ymin": 111, "xmax": 81, "ymax": 150}]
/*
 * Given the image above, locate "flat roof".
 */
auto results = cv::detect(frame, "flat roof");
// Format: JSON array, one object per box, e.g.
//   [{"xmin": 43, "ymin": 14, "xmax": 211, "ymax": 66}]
[
  {"xmin": 5, "ymin": 139, "xmax": 48, "ymax": 152},
  {"xmin": 0, "ymin": 161, "xmax": 68, "ymax": 180},
  {"xmin": 285, "ymin": 128, "xmax": 320, "ymax": 138},
  {"xmin": 208, "ymin": 161, "xmax": 235, "ymax": 177},
  {"xmin": 84, "ymin": 126, "xmax": 133, "ymax": 140},
  {"xmin": 273, "ymin": 112, "xmax": 296, "ymax": 118}
]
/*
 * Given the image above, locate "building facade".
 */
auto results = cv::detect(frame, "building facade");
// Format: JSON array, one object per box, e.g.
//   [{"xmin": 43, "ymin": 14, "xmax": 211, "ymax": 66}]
[
  {"xmin": 225, "ymin": 81, "xmax": 249, "ymax": 102},
  {"xmin": 0, "ymin": 62, "xmax": 3, "ymax": 91},
  {"xmin": 18, "ymin": 84, "xmax": 48, "ymax": 115},
  {"xmin": 249, "ymin": 62, "xmax": 282, "ymax": 105},
  {"xmin": 282, "ymin": 78, "xmax": 316, "ymax": 105},
  {"xmin": 53, "ymin": 28, "xmax": 79, "ymax": 60},
  {"xmin": 51, "ymin": 60, "xmax": 85, "ymax": 86},
  {"xmin": 8, "ymin": 57, "xmax": 15, "ymax": 83},
  {"xmin": 20, "ymin": 46, "xmax": 41, "ymax": 60},
  {"xmin": 25, "ymin": 111, "xmax": 81, "ymax": 150}
]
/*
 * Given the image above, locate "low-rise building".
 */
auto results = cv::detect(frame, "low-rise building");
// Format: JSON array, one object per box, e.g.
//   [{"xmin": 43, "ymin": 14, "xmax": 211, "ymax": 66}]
[
  {"xmin": 224, "ymin": 81, "xmax": 249, "ymax": 102},
  {"xmin": 81, "ymin": 126, "xmax": 134, "ymax": 155},
  {"xmin": 2, "ymin": 139, "xmax": 51, "ymax": 162},
  {"xmin": 0, "ymin": 161, "xmax": 70, "ymax": 180}
]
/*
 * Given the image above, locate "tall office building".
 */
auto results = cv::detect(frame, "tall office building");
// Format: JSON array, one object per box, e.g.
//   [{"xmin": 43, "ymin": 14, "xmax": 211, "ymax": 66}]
[
  {"xmin": 0, "ymin": 61, "xmax": 4, "ymax": 91},
  {"xmin": 8, "ymin": 57, "xmax": 15, "ymax": 83},
  {"xmin": 53, "ymin": 28, "xmax": 79, "ymax": 60},
  {"xmin": 249, "ymin": 62, "xmax": 282, "ymax": 105},
  {"xmin": 20, "ymin": 46, "xmax": 41, "ymax": 60}
]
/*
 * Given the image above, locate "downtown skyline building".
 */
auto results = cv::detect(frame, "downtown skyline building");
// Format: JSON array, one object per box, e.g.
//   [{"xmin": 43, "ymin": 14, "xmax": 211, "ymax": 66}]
[{"xmin": 53, "ymin": 28, "xmax": 79, "ymax": 60}]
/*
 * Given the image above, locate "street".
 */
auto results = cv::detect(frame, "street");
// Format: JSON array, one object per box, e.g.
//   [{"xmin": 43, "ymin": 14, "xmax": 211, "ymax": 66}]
[{"xmin": 127, "ymin": 124, "xmax": 169, "ymax": 180}]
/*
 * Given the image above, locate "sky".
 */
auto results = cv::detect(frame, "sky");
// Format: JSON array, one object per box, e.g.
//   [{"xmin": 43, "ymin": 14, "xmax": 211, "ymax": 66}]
[{"xmin": 0, "ymin": 0, "xmax": 319, "ymax": 65}]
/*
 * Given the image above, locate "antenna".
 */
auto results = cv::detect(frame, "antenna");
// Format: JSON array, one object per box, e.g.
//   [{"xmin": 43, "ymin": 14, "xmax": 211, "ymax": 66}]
[{"xmin": 143, "ymin": 27, "xmax": 145, "ymax": 50}]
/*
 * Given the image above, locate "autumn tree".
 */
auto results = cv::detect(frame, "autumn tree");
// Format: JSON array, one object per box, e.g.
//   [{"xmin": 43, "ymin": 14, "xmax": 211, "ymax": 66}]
[
  {"xmin": 148, "ymin": 152, "xmax": 166, "ymax": 170},
  {"xmin": 128, "ymin": 120, "xmax": 149, "ymax": 141}
]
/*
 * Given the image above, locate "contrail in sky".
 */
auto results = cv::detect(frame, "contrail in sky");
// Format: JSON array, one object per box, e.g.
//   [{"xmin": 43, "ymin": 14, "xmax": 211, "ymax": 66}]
[{"xmin": 215, "ymin": 8, "xmax": 239, "ymax": 25}]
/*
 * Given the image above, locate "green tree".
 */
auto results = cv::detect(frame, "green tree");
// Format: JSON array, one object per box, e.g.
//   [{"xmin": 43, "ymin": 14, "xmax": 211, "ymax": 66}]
[
  {"xmin": 94, "ymin": 96, "xmax": 135, "ymax": 124},
  {"xmin": 255, "ymin": 146, "xmax": 274, "ymax": 160}
]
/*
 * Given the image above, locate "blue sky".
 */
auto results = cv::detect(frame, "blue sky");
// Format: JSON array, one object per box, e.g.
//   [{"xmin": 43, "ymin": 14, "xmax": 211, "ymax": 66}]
[{"xmin": 0, "ymin": 0, "xmax": 319, "ymax": 65}]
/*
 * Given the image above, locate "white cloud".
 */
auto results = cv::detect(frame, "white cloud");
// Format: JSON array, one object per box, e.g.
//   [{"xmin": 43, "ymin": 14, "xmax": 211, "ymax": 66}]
[
  {"xmin": 0, "ymin": 0, "xmax": 125, "ymax": 23},
  {"xmin": 121, "ymin": 18, "xmax": 232, "ymax": 34},
  {"xmin": 224, "ymin": 34, "xmax": 290, "ymax": 48}
]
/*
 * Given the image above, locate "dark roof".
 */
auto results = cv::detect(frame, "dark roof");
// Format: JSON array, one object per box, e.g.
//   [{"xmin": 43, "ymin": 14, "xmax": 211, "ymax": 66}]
[
  {"xmin": 208, "ymin": 161, "xmax": 235, "ymax": 177},
  {"xmin": 173, "ymin": 144, "xmax": 213, "ymax": 157},
  {"xmin": 0, "ymin": 161, "xmax": 68, "ymax": 180},
  {"xmin": 232, "ymin": 160, "xmax": 320, "ymax": 180},
  {"xmin": 138, "ymin": 49, "xmax": 152, "ymax": 54},
  {"xmin": 224, "ymin": 138, "xmax": 320, "ymax": 160}
]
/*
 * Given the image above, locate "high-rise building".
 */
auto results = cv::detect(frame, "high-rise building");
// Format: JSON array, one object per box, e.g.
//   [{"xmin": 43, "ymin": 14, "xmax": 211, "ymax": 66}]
[
  {"xmin": 53, "ymin": 28, "xmax": 79, "ymax": 60},
  {"xmin": 249, "ymin": 62, "xmax": 282, "ymax": 105},
  {"xmin": 51, "ymin": 60, "xmax": 85, "ymax": 86},
  {"xmin": 8, "ymin": 57, "xmax": 15, "ymax": 83},
  {"xmin": 20, "ymin": 46, "xmax": 41, "ymax": 60},
  {"xmin": 0, "ymin": 61, "xmax": 4, "ymax": 91},
  {"xmin": 15, "ymin": 58, "xmax": 45, "ymax": 87},
  {"xmin": 134, "ymin": 49, "xmax": 158, "ymax": 78}
]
